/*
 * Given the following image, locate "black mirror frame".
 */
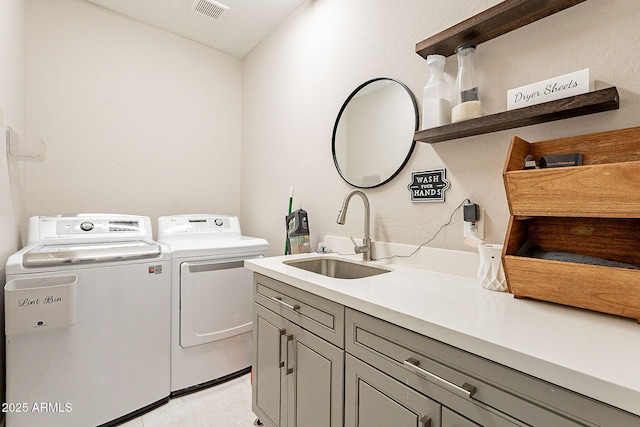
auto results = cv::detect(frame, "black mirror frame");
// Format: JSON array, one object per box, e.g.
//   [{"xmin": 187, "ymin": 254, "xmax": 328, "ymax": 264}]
[{"xmin": 332, "ymin": 77, "xmax": 419, "ymax": 189}]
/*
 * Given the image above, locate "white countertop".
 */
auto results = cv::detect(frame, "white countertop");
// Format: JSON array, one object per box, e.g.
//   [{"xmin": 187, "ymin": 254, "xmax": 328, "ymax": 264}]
[{"xmin": 245, "ymin": 252, "xmax": 640, "ymax": 416}]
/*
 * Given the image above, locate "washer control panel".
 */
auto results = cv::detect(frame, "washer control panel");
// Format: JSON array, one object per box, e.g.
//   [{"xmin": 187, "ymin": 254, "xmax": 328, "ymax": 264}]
[
  {"xmin": 56, "ymin": 219, "xmax": 142, "ymax": 235},
  {"xmin": 157, "ymin": 215, "xmax": 242, "ymax": 240},
  {"xmin": 27, "ymin": 214, "xmax": 153, "ymax": 244}
]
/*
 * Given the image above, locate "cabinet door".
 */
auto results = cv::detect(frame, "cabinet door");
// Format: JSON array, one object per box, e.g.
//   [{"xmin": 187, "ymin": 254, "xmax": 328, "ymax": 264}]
[
  {"xmin": 345, "ymin": 354, "xmax": 441, "ymax": 427},
  {"xmin": 253, "ymin": 303, "xmax": 288, "ymax": 427},
  {"xmin": 442, "ymin": 407, "xmax": 480, "ymax": 427},
  {"xmin": 288, "ymin": 322, "xmax": 344, "ymax": 427}
]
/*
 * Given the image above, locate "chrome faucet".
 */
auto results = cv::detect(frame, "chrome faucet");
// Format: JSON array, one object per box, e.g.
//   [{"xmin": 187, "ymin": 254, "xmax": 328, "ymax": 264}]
[{"xmin": 337, "ymin": 190, "xmax": 372, "ymax": 261}]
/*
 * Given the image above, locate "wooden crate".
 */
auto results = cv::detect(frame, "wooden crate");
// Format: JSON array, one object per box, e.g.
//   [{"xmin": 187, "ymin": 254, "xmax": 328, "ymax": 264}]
[
  {"xmin": 503, "ymin": 217, "xmax": 640, "ymax": 321},
  {"xmin": 503, "ymin": 126, "xmax": 640, "ymax": 217},
  {"xmin": 502, "ymin": 126, "xmax": 640, "ymax": 321}
]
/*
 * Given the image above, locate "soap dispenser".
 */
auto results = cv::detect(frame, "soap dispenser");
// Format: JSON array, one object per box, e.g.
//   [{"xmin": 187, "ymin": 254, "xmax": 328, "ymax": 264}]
[{"xmin": 421, "ymin": 54, "xmax": 451, "ymax": 129}]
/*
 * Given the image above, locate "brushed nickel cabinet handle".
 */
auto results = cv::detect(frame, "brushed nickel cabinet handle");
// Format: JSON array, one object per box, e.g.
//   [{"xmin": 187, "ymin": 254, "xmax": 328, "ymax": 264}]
[
  {"xmin": 277, "ymin": 329, "xmax": 285, "ymax": 368},
  {"xmin": 403, "ymin": 357, "xmax": 476, "ymax": 399},
  {"xmin": 420, "ymin": 415, "xmax": 431, "ymax": 427},
  {"xmin": 284, "ymin": 334, "xmax": 294, "ymax": 375},
  {"xmin": 271, "ymin": 296, "xmax": 300, "ymax": 311}
]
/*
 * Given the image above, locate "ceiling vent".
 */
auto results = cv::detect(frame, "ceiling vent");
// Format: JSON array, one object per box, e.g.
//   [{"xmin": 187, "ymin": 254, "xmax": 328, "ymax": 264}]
[{"xmin": 191, "ymin": 0, "xmax": 229, "ymax": 20}]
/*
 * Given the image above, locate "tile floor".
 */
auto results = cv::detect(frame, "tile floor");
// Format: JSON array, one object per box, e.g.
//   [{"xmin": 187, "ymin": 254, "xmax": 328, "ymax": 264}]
[{"xmin": 119, "ymin": 374, "xmax": 256, "ymax": 427}]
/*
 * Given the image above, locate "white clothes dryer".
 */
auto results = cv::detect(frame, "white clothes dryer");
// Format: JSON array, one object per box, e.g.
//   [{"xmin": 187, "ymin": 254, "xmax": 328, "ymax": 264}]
[
  {"xmin": 4, "ymin": 214, "xmax": 171, "ymax": 427},
  {"xmin": 157, "ymin": 214, "xmax": 269, "ymax": 396}
]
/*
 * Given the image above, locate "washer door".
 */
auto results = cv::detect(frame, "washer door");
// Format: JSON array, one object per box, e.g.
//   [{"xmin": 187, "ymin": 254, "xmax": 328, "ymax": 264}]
[{"xmin": 179, "ymin": 257, "xmax": 256, "ymax": 348}]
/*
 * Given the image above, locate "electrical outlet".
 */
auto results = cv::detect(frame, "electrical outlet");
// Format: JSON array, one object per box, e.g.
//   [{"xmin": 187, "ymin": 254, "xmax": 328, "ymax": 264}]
[{"xmin": 463, "ymin": 207, "xmax": 484, "ymax": 240}]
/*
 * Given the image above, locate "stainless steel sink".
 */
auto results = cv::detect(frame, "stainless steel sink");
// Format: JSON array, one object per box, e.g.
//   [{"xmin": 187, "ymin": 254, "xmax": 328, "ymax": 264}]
[{"xmin": 284, "ymin": 257, "xmax": 390, "ymax": 279}]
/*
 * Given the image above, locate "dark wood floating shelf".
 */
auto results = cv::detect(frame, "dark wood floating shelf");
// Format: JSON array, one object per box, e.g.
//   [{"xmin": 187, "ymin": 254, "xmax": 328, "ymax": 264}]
[
  {"xmin": 416, "ymin": 0, "xmax": 587, "ymax": 58},
  {"xmin": 414, "ymin": 87, "xmax": 619, "ymax": 144}
]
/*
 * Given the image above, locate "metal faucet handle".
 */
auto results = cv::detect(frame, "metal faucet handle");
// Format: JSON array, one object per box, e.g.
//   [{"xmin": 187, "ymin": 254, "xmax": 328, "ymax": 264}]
[{"xmin": 350, "ymin": 236, "xmax": 370, "ymax": 254}]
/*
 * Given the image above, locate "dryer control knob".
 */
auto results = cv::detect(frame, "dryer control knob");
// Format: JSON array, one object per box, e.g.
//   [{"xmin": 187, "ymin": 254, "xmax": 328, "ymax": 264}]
[
  {"xmin": 80, "ymin": 221, "xmax": 94, "ymax": 231},
  {"xmin": 214, "ymin": 219, "xmax": 223, "ymax": 226}
]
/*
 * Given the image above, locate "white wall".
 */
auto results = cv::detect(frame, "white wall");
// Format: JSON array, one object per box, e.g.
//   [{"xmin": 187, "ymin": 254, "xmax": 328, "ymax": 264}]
[
  {"xmin": 26, "ymin": 0, "xmax": 243, "ymax": 234},
  {"xmin": 0, "ymin": 0, "xmax": 27, "ymax": 409},
  {"xmin": 242, "ymin": 0, "xmax": 640, "ymax": 256}
]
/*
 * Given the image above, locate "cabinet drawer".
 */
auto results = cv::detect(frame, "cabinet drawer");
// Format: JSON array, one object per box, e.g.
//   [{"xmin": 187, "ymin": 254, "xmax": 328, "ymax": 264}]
[
  {"xmin": 254, "ymin": 273, "xmax": 344, "ymax": 348},
  {"xmin": 346, "ymin": 308, "xmax": 639, "ymax": 427}
]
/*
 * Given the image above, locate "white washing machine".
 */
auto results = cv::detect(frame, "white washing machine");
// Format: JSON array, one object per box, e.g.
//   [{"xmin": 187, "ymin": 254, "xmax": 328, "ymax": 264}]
[
  {"xmin": 157, "ymin": 214, "xmax": 269, "ymax": 396},
  {"xmin": 4, "ymin": 214, "xmax": 171, "ymax": 427}
]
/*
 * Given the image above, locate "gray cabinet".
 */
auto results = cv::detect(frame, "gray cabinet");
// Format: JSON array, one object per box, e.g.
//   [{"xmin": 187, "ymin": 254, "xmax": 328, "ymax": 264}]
[
  {"xmin": 345, "ymin": 354, "xmax": 440, "ymax": 427},
  {"xmin": 253, "ymin": 302, "xmax": 288, "ymax": 427},
  {"xmin": 345, "ymin": 353, "xmax": 519, "ymax": 427},
  {"xmin": 251, "ymin": 271, "xmax": 640, "ymax": 427},
  {"xmin": 252, "ymin": 274, "xmax": 344, "ymax": 427},
  {"xmin": 345, "ymin": 307, "xmax": 640, "ymax": 427}
]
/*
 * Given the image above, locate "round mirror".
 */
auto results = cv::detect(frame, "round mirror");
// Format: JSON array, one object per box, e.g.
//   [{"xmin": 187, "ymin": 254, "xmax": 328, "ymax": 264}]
[{"xmin": 332, "ymin": 77, "xmax": 418, "ymax": 188}]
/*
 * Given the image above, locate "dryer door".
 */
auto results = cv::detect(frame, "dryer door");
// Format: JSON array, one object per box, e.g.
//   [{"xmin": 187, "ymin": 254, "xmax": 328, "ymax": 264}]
[{"xmin": 179, "ymin": 256, "xmax": 258, "ymax": 348}]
